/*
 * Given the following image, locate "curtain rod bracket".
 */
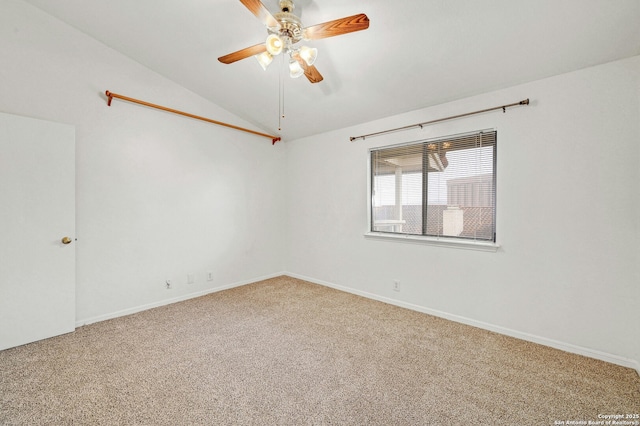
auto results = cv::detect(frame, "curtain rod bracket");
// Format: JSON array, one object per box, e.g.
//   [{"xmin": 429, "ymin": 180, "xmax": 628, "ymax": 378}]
[
  {"xmin": 272, "ymin": 137, "xmax": 281, "ymax": 145},
  {"xmin": 106, "ymin": 90, "xmax": 113, "ymax": 106}
]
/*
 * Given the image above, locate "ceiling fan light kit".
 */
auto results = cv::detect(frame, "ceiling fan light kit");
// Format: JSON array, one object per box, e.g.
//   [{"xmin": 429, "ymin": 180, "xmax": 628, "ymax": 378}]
[
  {"xmin": 265, "ymin": 33, "xmax": 284, "ymax": 55},
  {"xmin": 255, "ymin": 51, "xmax": 273, "ymax": 70},
  {"xmin": 288, "ymin": 58, "xmax": 304, "ymax": 78},
  {"xmin": 219, "ymin": 0, "xmax": 370, "ymax": 84},
  {"xmin": 298, "ymin": 45, "xmax": 317, "ymax": 66},
  {"xmin": 259, "ymin": 1, "xmax": 315, "ymax": 76}
]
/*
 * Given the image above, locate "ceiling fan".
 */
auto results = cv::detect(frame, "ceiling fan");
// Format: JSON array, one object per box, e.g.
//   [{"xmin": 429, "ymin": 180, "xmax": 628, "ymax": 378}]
[{"xmin": 218, "ymin": 0, "xmax": 369, "ymax": 83}]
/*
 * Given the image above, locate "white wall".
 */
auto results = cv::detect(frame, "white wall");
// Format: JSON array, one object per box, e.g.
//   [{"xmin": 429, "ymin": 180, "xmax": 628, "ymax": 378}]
[
  {"xmin": 285, "ymin": 56, "xmax": 640, "ymax": 371},
  {"xmin": 0, "ymin": 0, "xmax": 286, "ymax": 323}
]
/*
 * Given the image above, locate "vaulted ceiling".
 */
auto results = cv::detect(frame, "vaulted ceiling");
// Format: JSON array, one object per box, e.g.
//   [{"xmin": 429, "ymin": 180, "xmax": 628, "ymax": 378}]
[{"xmin": 23, "ymin": 0, "xmax": 640, "ymax": 141}]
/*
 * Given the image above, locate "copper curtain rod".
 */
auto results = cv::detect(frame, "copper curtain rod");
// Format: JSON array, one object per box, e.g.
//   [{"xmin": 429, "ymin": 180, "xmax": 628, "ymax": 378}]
[
  {"xmin": 349, "ymin": 98, "xmax": 530, "ymax": 142},
  {"xmin": 105, "ymin": 91, "xmax": 281, "ymax": 144}
]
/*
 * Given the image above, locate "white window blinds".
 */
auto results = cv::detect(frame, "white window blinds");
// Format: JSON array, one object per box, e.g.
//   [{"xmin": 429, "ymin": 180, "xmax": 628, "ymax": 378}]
[{"xmin": 370, "ymin": 130, "xmax": 497, "ymax": 242}]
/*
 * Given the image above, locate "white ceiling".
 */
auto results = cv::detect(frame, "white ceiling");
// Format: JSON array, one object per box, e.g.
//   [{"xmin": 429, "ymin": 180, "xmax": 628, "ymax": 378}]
[{"xmin": 23, "ymin": 0, "xmax": 640, "ymax": 141}]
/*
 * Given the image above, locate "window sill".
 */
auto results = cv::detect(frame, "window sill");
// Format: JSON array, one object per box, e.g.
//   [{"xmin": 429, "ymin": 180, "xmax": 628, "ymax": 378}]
[{"xmin": 363, "ymin": 232, "xmax": 500, "ymax": 252}]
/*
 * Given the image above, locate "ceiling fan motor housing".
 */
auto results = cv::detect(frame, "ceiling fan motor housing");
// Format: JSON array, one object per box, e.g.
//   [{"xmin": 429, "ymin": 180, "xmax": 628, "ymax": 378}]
[{"xmin": 273, "ymin": 0, "xmax": 303, "ymax": 44}]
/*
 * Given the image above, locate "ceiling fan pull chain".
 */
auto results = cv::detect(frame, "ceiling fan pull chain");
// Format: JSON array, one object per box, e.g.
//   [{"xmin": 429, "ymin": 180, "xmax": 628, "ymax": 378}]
[
  {"xmin": 278, "ymin": 54, "xmax": 283, "ymax": 130},
  {"xmin": 278, "ymin": 53, "xmax": 287, "ymax": 131},
  {"xmin": 282, "ymin": 56, "xmax": 286, "ymax": 121},
  {"xmin": 278, "ymin": 60, "xmax": 281, "ymax": 131}
]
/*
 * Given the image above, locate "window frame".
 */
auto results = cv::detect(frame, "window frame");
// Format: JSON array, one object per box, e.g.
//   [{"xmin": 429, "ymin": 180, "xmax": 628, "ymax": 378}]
[{"xmin": 365, "ymin": 129, "xmax": 500, "ymax": 252}]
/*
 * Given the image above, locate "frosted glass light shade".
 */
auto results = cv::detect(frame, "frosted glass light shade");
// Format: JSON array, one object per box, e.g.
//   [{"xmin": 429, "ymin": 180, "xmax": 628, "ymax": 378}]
[
  {"xmin": 255, "ymin": 52, "xmax": 273, "ymax": 70},
  {"xmin": 266, "ymin": 34, "xmax": 284, "ymax": 55},
  {"xmin": 289, "ymin": 59, "xmax": 304, "ymax": 78},
  {"xmin": 298, "ymin": 46, "xmax": 318, "ymax": 66}
]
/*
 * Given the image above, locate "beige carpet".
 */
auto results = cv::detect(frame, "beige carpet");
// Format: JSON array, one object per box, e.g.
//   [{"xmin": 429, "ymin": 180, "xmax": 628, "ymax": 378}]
[{"xmin": 1, "ymin": 276, "xmax": 638, "ymax": 425}]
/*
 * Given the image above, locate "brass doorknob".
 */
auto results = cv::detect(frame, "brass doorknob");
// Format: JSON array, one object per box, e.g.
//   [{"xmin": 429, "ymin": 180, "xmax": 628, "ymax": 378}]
[{"xmin": 61, "ymin": 237, "xmax": 72, "ymax": 245}]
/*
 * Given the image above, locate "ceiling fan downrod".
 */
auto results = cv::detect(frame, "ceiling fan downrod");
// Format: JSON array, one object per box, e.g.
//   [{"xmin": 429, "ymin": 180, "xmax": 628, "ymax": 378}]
[
  {"xmin": 279, "ymin": 0, "xmax": 294, "ymax": 13},
  {"xmin": 271, "ymin": 0, "xmax": 303, "ymax": 45}
]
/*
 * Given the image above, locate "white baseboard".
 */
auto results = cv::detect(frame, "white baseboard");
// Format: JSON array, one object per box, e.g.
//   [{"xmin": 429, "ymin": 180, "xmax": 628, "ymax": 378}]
[
  {"xmin": 75, "ymin": 271, "xmax": 286, "ymax": 327},
  {"xmin": 286, "ymin": 272, "xmax": 640, "ymax": 377}
]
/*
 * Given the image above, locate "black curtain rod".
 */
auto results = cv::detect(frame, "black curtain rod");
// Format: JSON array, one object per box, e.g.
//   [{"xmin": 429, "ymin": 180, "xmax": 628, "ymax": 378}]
[{"xmin": 349, "ymin": 98, "xmax": 530, "ymax": 142}]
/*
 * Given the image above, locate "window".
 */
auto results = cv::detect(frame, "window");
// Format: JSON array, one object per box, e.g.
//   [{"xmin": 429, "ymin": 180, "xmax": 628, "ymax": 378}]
[{"xmin": 369, "ymin": 130, "xmax": 497, "ymax": 244}]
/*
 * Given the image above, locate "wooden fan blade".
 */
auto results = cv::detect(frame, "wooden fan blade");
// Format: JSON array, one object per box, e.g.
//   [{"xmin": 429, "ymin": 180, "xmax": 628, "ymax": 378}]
[
  {"xmin": 303, "ymin": 64, "xmax": 323, "ymax": 84},
  {"xmin": 218, "ymin": 43, "xmax": 267, "ymax": 64},
  {"xmin": 293, "ymin": 55, "xmax": 324, "ymax": 84},
  {"xmin": 303, "ymin": 13, "xmax": 369, "ymax": 40},
  {"xmin": 239, "ymin": 0, "xmax": 281, "ymax": 28}
]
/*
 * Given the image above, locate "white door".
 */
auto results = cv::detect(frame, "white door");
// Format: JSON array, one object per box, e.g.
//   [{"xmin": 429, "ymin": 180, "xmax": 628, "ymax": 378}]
[{"xmin": 0, "ymin": 112, "xmax": 75, "ymax": 351}]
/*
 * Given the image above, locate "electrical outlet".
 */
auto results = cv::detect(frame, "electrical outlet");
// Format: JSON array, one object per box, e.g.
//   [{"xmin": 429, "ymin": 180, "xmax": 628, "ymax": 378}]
[
  {"xmin": 207, "ymin": 271, "xmax": 213, "ymax": 281},
  {"xmin": 187, "ymin": 273, "xmax": 195, "ymax": 284},
  {"xmin": 166, "ymin": 279, "xmax": 172, "ymax": 289},
  {"xmin": 393, "ymin": 280, "xmax": 400, "ymax": 292}
]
